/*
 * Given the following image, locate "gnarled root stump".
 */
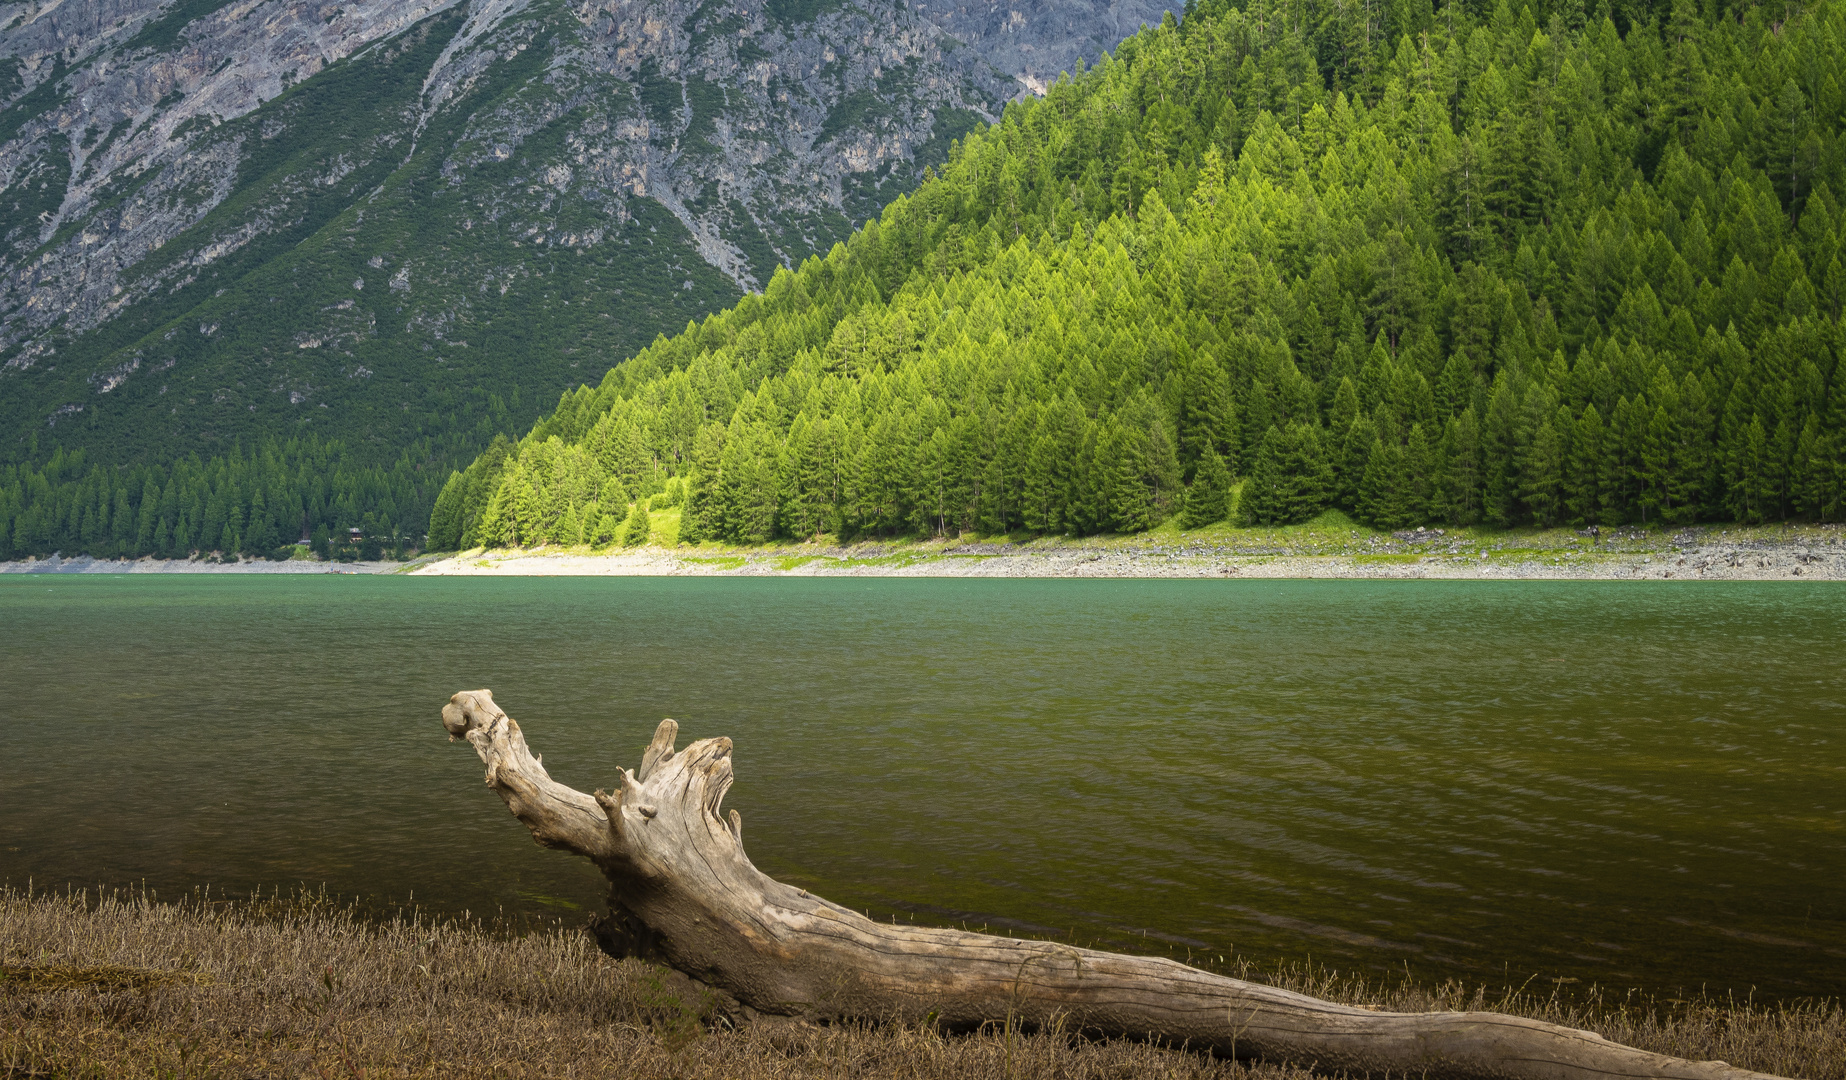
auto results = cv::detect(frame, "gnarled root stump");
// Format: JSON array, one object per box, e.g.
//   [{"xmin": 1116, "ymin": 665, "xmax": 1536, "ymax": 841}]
[{"xmin": 442, "ymin": 689, "xmax": 1785, "ymax": 1080}]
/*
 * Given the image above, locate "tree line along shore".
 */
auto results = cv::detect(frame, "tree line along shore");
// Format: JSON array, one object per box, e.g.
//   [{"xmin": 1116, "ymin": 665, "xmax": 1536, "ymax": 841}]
[{"xmin": 4, "ymin": 514, "xmax": 1842, "ymax": 578}]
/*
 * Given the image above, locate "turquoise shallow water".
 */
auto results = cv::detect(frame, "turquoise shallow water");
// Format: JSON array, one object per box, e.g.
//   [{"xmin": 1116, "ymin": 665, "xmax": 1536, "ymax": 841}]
[{"xmin": 1, "ymin": 576, "xmax": 1841, "ymax": 998}]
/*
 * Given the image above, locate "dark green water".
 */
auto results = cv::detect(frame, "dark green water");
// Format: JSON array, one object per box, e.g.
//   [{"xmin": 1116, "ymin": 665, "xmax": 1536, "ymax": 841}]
[{"xmin": 2, "ymin": 576, "xmax": 1842, "ymax": 998}]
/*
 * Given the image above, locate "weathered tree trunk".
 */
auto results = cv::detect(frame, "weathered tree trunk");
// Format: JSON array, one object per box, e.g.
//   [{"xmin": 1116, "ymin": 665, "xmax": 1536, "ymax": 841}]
[{"xmin": 442, "ymin": 689, "xmax": 1785, "ymax": 1080}]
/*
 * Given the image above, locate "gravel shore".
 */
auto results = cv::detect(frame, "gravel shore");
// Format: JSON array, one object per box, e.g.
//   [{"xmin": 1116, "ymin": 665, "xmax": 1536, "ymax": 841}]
[
  {"xmin": 9, "ymin": 526, "xmax": 1842, "ymax": 580},
  {"xmin": 411, "ymin": 525, "xmax": 1846, "ymax": 581}
]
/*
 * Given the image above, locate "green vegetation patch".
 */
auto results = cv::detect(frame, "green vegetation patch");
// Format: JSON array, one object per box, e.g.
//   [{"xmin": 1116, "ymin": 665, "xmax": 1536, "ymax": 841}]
[
  {"xmin": 635, "ymin": 59, "xmax": 685, "ymax": 132},
  {"xmin": 911, "ymin": 108, "xmax": 983, "ymax": 171},
  {"xmin": 0, "ymin": 57, "xmax": 66, "ymax": 147},
  {"xmin": 0, "ymin": 146, "xmax": 72, "ymax": 259},
  {"xmin": 682, "ymin": 77, "xmax": 730, "ymax": 155},
  {"xmin": 120, "ymin": 0, "xmax": 242, "ymax": 56},
  {"xmin": 0, "ymin": 57, "xmax": 22, "ymax": 103},
  {"xmin": 765, "ymin": 0, "xmax": 842, "ymax": 26},
  {"xmin": 818, "ymin": 90, "xmax": 881, "ymax": 145},
  {"xmin": 680, "ymin": 555, "xmax": 747, "ymax": 570}
]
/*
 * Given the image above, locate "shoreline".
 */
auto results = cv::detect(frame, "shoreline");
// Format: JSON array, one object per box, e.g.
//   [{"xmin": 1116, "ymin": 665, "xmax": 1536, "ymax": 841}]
[
  {"xmin": 406, "ymin": 544, "xmax": 1846, "ymax": 580},
  {"xmin": 7, "ymin": 523, "xmax": 1843, "ymax": 580},
  {"xmin": 410, "ymin": 520, "xmax": 1846, "ymax": 580},
  {"xmin": 0, "ymin": 553, "xmax": 405, "ymax": 575}
]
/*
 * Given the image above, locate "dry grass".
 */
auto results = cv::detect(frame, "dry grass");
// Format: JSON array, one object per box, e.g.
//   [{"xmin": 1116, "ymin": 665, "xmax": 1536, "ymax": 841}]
[{"xmin": 1, "ymin": 887, "xmax": 1839, "ymax": 1080}]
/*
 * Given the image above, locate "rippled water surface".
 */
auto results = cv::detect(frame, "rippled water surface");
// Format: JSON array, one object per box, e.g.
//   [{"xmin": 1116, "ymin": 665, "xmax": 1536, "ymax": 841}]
[{"xmin": 2, "ymin": 576, "xmax": 1842, "ymax": 997}]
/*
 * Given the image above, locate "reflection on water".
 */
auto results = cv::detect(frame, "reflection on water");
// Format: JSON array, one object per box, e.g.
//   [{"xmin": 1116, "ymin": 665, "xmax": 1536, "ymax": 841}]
[{"xmin": 1, "ymin": 576, "xmax": 1841, "ymax": 998}]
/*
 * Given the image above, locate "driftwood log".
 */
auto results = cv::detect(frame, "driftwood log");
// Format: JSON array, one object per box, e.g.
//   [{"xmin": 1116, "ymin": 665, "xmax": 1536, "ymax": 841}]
[{"xmin": 442, "ymin": 689, "xmax": 1785, "ymax": 1080}]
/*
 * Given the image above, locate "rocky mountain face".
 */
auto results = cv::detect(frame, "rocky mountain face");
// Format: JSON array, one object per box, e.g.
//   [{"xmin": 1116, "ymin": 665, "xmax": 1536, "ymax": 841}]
[
  {"xmin": 915, "ymin": 0, "xmax": 1177, "ymax": 92},
  {"xmin": 0, "ymin": 0, "xmax": 1169, "ymax": 469}
]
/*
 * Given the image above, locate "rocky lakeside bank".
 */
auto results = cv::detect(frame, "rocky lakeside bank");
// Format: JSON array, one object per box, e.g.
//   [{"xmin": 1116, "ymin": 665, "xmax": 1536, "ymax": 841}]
[
  {"xmin": 409, "ymin": 522, "xmax": 1846, "ymax": 580},
  {"xmin": 6, "ymin": 523, "xmax": 1842, "ymax": 580}
]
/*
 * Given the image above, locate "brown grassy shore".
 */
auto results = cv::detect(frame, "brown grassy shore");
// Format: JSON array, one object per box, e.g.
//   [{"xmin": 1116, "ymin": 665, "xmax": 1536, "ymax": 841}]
[{"xmin": 2, "ymin": 888, "xmax": 1840, "ymax": 1080}]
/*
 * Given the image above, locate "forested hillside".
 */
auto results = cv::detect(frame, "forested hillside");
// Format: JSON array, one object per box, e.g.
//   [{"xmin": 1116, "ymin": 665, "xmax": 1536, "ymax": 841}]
[
  {"xmin": 13, "ymin": 0, "xmax": 1846, "ymax": 558},
  {"xmin": 422, "ymin": 0, "xmax": 1846, "ymax": 551},
  {"xmin": 0, "ymin": 0, "xmax": 1015, "ymax": 561}
]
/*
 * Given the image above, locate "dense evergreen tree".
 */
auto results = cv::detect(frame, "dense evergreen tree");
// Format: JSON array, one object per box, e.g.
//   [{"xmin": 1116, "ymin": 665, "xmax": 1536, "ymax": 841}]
[
  {"xmin": 0, "ymin": 438, "xmax": 438, "ymax": 560},
  {"xmin": 622, "ymin": 499, "xmax": 653, "ymax": 547},
  {"xmin": 1182, "ymin": 448, "xmax": 1234, "ymax": 526}
]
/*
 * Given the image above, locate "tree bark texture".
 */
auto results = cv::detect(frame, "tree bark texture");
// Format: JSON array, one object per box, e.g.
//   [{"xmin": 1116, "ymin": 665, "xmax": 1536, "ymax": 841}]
[{"xmin": 442, "ymin": 689, "xmax": 1786, "ymax": 1080}]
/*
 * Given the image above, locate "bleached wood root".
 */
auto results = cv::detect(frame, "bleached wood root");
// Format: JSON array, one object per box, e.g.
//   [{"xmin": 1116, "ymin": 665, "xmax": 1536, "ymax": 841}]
[{"xmin": 442, "ymin": 689, "xmax": 1787, "ymax": 1080}]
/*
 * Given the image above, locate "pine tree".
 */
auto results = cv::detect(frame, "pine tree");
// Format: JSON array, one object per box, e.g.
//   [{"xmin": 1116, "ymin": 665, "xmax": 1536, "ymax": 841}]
[
  {"xmin": 1403, "ymin": 423, "xmax": 1434, "ymax": 524},
  {"xmin": 1102, "ymin": 416, "xmax": 1154, "ymax": 533},
  {"xmin": 1180, "ymin": 354, "xmax": 1238, "ymax": 478},
  {"xmin": 622, "ymin": 499, "xmax": 652, "ymax": 546},
  {"xmin": 1242, "ymin": 423, "xmax": 1333, "ymax": 525},
  {"xmin": 1335, "ymin": 414, "xmax": 1377, "ymax": 510},
  {"xmin": 596, "ymin": 478, "xmax": 630, "ymax": 533},
  {"xmin": 1357, "ymin": 438, "xmax": 1405, "ymax": 527},
  {"xmin": 1639, "ymin": 405, "xmax": 1675, "ymax": 524},
  {"xmin": 1181, "ymin": 448, "xmax": 1232, "ymax": 527},
  {"xmin": 243, "ymin": 489, "xmax": 277, "ymax": 554},
  {"xmin": 110, "ymin": 487, "xmax": 135, "ymax": 555},
  {"xmin": 778, "ymin": 413, "xmax": 826, "ymax": 539},
  {"xmin": 679, "ymin": 423, "xmax": 726, "ymax": 545},
  {"xmin": 1518, "ymin": 415, "xmax": 1565, "ymax": 527},
  {"xmin": 1791, "ymin": 414, "xmax": 1828, "ymax": 520},
  {"xmin": 1733, "ymin": 415, "xmax": 1773, "ymax": 523},
  {"xmin": 1481, "ymin": 376, "xmax": 1520, "ymax": 526},
  {"xmin": 1435, "ymin": 350, "xmax": 1474, "ymax": 421},
  {"xmin": 1567, "ymin": 405, "xmax": 1605, "ymax": 525},
  {"xmin": 1437, "ymin": 408, "xmax": 1483, "ymax": 525},
  {"xmin": 428, "ymin": 472, "xmax": 466, "ymax": 551},
  {"xmin": 1240, "ymin": 426, "xmax": 1288, "ymax": 526},
  {"xmin": 1670, "ymin": 373, "xmax": 1715, "ymax": 519},
  {"xmin": 1602, "ymin": 396, "xmax": 1645, "ymax": 525}
]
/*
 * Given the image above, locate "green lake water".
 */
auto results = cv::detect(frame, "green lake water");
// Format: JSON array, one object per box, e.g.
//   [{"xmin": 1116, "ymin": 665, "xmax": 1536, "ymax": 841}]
[{"xmin": 1, "ymin": 576, "xmax": 1841, "ymax": 998}]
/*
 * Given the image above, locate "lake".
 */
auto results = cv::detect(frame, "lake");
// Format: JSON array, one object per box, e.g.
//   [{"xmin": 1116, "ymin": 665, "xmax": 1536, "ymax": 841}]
[{"xmin": 1, "ymin": 576, "xmax": 1841, "ymax": 999}]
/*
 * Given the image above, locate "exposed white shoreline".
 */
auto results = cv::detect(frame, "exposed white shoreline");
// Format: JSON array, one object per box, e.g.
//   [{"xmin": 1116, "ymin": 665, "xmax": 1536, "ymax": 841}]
[
  {"xmin": 7, "ymin": 533, "xmax": 1842, "ymax": 581},
  {"xmin": 405, "ymin": 541, "xmax": 1846, "ymax": 581}
]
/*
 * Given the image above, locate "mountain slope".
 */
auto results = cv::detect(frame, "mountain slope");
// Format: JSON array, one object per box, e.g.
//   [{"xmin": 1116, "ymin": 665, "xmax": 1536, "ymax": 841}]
[
  {"xmin": 420, "ymin": 0, "xmax": 1846, "ymax": 553},
  {"xmin": 0, "ymin": 0, "xmax": 1135, "ymax": 555},
  {"xmin": 0, "ymin": 0, "xmax": 1016, "ymax": 464}
]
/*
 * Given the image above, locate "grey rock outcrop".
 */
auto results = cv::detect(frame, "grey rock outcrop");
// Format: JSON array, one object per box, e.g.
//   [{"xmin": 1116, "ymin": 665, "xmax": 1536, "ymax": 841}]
[
  {"xmin": 916, "ymin": 0, "xmax": 1177, "ymax": 91},
  {"xmin": 0, "ymin": 0, "xmax": 1164, "ymax": 465},
  {"xmin": 0, "ymin": 0, "xmax": 1009, "ymax": 345}
]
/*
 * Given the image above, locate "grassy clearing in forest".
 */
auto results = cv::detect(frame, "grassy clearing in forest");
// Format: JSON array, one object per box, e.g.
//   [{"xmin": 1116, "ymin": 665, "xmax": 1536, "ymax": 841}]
[{"xmin": 2, "ymin": 888, "xmax": 1840, "ymax": 1080}]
